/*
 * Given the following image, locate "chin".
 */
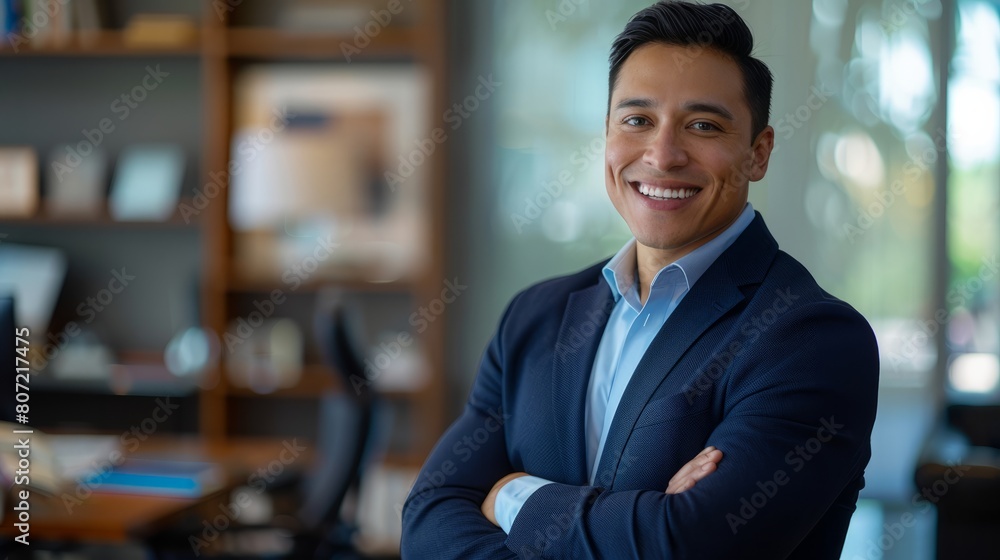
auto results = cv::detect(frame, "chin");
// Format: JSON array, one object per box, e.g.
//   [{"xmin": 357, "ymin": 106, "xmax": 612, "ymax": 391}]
[{"xmin": 633, "ymin": 231, "xmax": 684, "ymax": 251}]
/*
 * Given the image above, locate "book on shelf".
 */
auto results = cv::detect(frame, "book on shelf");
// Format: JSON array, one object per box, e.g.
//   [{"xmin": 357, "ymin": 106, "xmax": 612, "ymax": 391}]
[
  {"xmin": 1, "ymin": 0, "xmax": 23, "ymax": 38},
  {"xmin": 82, "ymin": 458, "xmax": 224, "ymax": 498},
  {"xmin": 2, "ymin": 0, "xmax": 110, "ymax": 49},
  {"xmin": 22, "ymin": 0, "xmax": 72, "ymax": 47}
]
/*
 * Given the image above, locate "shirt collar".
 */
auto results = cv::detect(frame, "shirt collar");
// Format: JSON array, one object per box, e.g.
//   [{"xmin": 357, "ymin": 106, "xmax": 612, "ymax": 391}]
[{"xmin": 602, "ymin": 203, "xmax": 756, "ymax": 304}]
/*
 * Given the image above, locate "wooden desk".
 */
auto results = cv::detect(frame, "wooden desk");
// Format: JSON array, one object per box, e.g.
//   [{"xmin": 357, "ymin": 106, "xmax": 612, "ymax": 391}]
[{"xmin": 1, "ymin": 436, "xmax": 311, "ymax": 543}]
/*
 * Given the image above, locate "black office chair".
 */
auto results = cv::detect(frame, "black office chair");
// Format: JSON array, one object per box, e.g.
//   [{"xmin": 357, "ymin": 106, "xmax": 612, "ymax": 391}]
[
  {"xmin": 149, "ymin": 297, "xmax": 379, "ymax": 559},
  {"xmin": 914, "ymin": 405, "xmax": 1000, "ymax": 560},
  {"xmin": 302, "ymin": 298, "xmax": 378, "ymax": 558}
]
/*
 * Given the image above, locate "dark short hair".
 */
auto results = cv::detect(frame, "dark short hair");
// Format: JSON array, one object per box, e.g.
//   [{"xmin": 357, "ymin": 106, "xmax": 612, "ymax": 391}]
[{"xmin": 608, "ymin": 1, "xmax": 773, "ymax": 140}]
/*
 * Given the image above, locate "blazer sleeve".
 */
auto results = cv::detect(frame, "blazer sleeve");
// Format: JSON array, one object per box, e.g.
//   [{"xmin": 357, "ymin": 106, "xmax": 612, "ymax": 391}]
[
  {"xmin": 504, "ymin": 300, "xmax": 879, "ymax": 559},
  {"xmin": 400, "ymin": 293, "xmax": 522, "ymax": 560}
]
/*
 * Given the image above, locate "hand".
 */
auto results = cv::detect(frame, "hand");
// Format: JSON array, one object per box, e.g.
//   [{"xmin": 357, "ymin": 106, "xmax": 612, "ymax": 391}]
[
  {"xmin": 481, "ymin": 471, "xmax": 529, "ymax": 526},
  {"xmin": 665, "ymin": 446, "xmax": 723, "ymax": 494}
]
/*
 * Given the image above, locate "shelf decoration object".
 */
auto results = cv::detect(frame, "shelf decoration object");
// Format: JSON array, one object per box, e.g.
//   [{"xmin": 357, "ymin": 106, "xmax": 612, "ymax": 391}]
[
  {"xmin": 109, "ymin": 144, "xmax": 185, "ymax": 221},
  {"xmin": 228, "ymin": 65, "xmax": 431, "ymax": 283},
  {"xmin": 22, "ymin": 0, "xmax": 72, "ymax": 48},
  {"xmin": 45, "ymin": 146, "xmax": 107, "ymax": 217},
  {"xmin": 122, "ymin": 13, "xmax": 198, "ymax": 48},
  {"xmin": 0, "ymin": 146, "xmax": 39, "ymax": 218},
  {"xmin": 226, "ymin": 317, "xmax": 304, "ymax": 394}
]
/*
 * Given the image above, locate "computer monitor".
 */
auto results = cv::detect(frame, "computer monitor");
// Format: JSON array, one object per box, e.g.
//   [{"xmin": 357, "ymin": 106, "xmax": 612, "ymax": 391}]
[{"xmin": 0, "ymin": 243, "xmax": 66, "ymax": 336}]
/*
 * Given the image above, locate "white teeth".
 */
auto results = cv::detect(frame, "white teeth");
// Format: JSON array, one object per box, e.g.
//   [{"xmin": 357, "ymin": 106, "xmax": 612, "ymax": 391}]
[{"xmin": 636, "ymin": 183, "xmax": 698, "ymax": 200}]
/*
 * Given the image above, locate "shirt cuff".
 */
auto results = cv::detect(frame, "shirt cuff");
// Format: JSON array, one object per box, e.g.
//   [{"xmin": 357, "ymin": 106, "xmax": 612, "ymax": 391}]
[{"xmin": 494, "ymin": 475, "xmax": 554, "ymax": 533}]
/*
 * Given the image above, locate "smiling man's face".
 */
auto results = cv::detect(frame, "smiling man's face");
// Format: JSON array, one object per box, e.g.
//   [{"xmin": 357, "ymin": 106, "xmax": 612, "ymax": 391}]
[{"xmin": 605, "ymin": 42, "xmax": 774, "ymax": 260}]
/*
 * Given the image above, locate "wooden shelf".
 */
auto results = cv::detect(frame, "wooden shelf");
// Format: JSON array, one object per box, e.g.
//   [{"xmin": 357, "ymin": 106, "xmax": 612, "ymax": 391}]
[
  {"xmin": 226, "ymin": 364, "xmax": 338, "ymax": 397},
  {"xmin": 226, "ymin": 364, "xmax": 417, "ymax": 399},
  {"xmin": 0, "ymin": 30, "xmax": 201, "ymax": 57},
  {"xmin": 226, "ymin": 26, "xmax": 418, "ymax": 59},
  {"xmin": 0, "ymin": 203, "xmax": 202, "ymax": 228},
  {"xmin": 226, "ymin": 269, "xmax": 415, "ymax": 294},
  {"xmin": 32, "ymin": 361, "xmax": 201, "ymax": 397},
  {"xmin": 0, "ymin": 27, "xmax": 421, "ymax": 60}
]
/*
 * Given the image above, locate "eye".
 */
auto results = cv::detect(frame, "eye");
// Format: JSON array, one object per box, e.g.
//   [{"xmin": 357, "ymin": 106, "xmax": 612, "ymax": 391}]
[
  {"xmin": 622, "ymin": 116, "xmax": 650, "ymax": 127},
  {"xmin": 691, "ymin": 121, "xmax": 720, "ymax": 132}
]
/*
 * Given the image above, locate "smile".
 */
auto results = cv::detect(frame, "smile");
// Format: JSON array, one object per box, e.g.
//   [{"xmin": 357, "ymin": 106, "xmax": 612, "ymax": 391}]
[{"xmin": 632, "ymin": 182, "xmax": 701, "ymax": 200}]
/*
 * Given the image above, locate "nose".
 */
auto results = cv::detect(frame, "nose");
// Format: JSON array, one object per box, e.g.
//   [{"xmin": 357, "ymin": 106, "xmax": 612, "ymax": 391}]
[{"xmin": 642, "ymin": 126, "xmax": 688, "ymax": 171}]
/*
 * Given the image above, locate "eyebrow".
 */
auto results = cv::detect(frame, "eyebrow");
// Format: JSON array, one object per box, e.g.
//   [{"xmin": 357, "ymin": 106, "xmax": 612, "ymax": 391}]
[
  {"xmin": 614, "ymin": 97, "xmax": 656, "ymax": 111},
  {"xmin": 613, "ymin": 98, "xmax": 736, "ymax": 122},
  {"xmin": 684, "ymin": 101, "xmax": 735, "ymax": 121}
]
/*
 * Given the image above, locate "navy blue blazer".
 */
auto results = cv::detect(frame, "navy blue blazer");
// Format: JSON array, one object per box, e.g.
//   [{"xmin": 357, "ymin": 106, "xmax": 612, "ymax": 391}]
[{"xmin": 402, "ymin": 212, "xmax": 879, "ymax": 559}]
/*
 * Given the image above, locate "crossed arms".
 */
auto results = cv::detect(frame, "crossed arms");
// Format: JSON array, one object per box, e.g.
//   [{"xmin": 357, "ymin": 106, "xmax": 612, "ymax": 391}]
[{"xmin": 400, "ymin": 299, "xmax": 878, "ymax": 559}]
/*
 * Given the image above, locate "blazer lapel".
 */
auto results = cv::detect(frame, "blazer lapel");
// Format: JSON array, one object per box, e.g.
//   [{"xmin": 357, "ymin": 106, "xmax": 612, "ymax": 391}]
[
  {"xmin": 551, "ymin": 280, "xmax": 615, "ymax": 485},
  {"xmin": 591, "ymin": 212, "xmax": 780, "ymax": 486}
]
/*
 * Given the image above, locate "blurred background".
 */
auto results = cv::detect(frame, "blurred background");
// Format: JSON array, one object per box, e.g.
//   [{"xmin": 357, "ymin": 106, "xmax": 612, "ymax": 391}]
[{"xmin": 0, "ymin": 0, "xmax": 997, "ymax": 558}]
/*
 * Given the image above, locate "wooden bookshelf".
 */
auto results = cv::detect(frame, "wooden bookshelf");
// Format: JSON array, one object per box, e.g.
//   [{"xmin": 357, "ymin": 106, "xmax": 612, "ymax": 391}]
[
  {"xmin": 0, "ymin": 201, "xmax": 202, "ymax": 227},
  {"xmin": 226, "ymin": 26, "xmax": 417, "ymax": 59},
  {"xmin": 226, "ymin": 264, "xmax": 417, "ymax": 294},
  {"xmin": 1, "ymin": 0, "xmax": 450, "ymax": 484},
  {"xmin": 0, "ymin": 29, "xmax": 201, "ymax": 57}
]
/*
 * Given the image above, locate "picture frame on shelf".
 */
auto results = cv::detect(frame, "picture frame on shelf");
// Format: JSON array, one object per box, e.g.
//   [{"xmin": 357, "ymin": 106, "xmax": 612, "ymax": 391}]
[
  {"xmin": 45, "ymin": 146, "xmax": 108, "ymax": 217},
  {"xmin": 109, "ymin": 144, "xmax": 185, "ymax": 221},
  {"xmin": 228, "ymin": 65, "xmax": 431, "ymax": 283},
  {"xmin": 0, "ymin": 147, "xmax": 39, "ymax": 218}
]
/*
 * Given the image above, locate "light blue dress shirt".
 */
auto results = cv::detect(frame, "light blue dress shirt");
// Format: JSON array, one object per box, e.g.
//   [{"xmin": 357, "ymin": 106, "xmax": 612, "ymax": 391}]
[{"xmin": 494, "ymin": 203, "xmax": 757, "ymax": 533}]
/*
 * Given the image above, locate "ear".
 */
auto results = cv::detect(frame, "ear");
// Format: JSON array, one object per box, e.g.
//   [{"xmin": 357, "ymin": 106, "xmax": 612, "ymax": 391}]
[
  {"xmin": 748, "ymin": 125, "xmax": 775, "ymax": 182},
  {"xmin": 605, "ymin": 114, "xmax": 610, "ymax": 136}
]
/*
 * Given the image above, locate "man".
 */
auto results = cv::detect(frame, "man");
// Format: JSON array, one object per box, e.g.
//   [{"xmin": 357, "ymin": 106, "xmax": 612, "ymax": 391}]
[{"xmin": 401, "ymin": 2, "xmax": 879, "ymax": 558}]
